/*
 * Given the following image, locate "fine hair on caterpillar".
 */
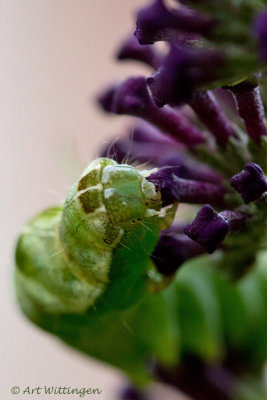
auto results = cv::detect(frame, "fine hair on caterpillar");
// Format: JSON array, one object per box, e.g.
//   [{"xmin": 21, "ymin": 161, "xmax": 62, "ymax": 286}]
[
  {"xmin": 101, "ymin": 127, "xmax": 156, "ymax": 168},
  {"xmin": 15, "ymin": 157, "xmax": 178, "ymax": 318},
  {"xmin": 106, "ymin": 127, "xmax": 136, "ymax": 165},
  {"xmin": 102, "ymin": 137, "xmax": 121, "ymax": 161}
]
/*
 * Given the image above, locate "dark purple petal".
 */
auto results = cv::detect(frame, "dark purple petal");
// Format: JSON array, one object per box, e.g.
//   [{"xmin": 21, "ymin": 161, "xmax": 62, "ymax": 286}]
[
  {"xmin": 148, "ymin": 167, "xmax": 226, "ymax": 207},
  {"xmin": 152, "ymin": 231, "xmax": 204, "ymax": 275},
  {"xmin": 98, "ymin": 77, "xmax": 205, "ymax": 147},
  {"xmin": 189, "ymin": 90, "xmax": 235, "ymax": 147},
  {"xmin": 184, "ymin": 205, "xmax": 246, "ymax": 253},
  {"xmin": 134, "ymin": 0, "xmax": 214, "ymax": 45},
  {"xmin": 147, "ymin": 45, "xmax": 223, "ymax": 106},
  {"xmin": 219, "ymin": 210, "xmax": 246, "ymax": 232},
  {"xmin": 112, "ymin": 77, "xmax": 152, "ymax": 115},
  {"xmin": 116, "ymin": 35, "xmax": 162, "ymax": 69},
  {"xmin": 230, "ymin": 162, "xmax": 267, "ymax": 203},
  {"xmin": 225, "ymin": 79, "xmax": 267, "ymax": 145},
  {"xmin": 184, "ymin": 205, "xmax": 230, "ymax": 253},
  {"xmin": 253, "ymin": 11, "xmax": 267, "ymax": 60}
]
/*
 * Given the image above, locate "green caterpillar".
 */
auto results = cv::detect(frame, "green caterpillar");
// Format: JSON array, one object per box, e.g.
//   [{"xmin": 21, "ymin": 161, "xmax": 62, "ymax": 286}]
[
  {"xmin": 15, "ymin": 158, "xmax": 179, "ymax": 383},
  {"xmin": 14, "ymin": 158, "xmax": 267, "ymax": 389}
]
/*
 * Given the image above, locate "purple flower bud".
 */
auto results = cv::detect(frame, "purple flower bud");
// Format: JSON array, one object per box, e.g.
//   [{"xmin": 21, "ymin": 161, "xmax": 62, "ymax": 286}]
[
  {"xmin": 230, "ymin": 162, "xmax": 267, "ymax": 203},
  {"xmin": 129, "ymin": 124, "xmax": 178, "ymax": 145},
  {"xmin": 100, "ymin": 124, "xmax": 181, "ymax": 164},
  {"xmin": 112, "ymin": 77, "xmax": 152, "ymax": 115},
  {"xmin": 98, "ymin": 77, "xmax": 205, "ymax": 147},
  {"xmin": 147, "ymin": 45, "xmax": 223, "ymax": 106},
  {"xmin": 148, "ymin": 167, "xmax": 226, "ymax": 207},
  {"xmin": 116, "ymin": 35, "xmax": 162, "ymax": 69},
  {"xmin": 134, "ymin": 0, "xmax": 214, "ymax": 45},
  {"xmin": 253, "ymin": 11, "xmax": 267, "ymax": 60},
  {"xmin": 184, "ymin": 205, "xmax": 246, "ymax": 253},
  {"xmin": 219, "ymin": 210, "xmax": 246, "ymax": 232},
  {"xmin": 100, "ymin": 124, "xmax": 222, "ymax": 183},
  {"xmin": 189, "ymin": 90, "xmax": 236, "ymax": 147},
  {"xmin": 226, "ymin": 79, "xmax": 267, "ymax": 145},
  {"xmin": 152, "ymin": 230, "xmax": 204, "ymax": 275},
  {"xmin": 158, "ymin": 155, "xmax": 223, "ymax": 184},
  {"xmin": 184, "ymin": 205, "xmax": 229, "ymax": 253},
  {"xmin": 117, "ymin": 126, "xmax": 221, "ymax": 182}
]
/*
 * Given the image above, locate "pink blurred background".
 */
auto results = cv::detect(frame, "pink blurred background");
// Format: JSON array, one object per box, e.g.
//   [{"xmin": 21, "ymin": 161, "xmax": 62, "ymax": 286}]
[{"xmin": 1, "ymin": 1, "xmax": 183, "ymax": 399}]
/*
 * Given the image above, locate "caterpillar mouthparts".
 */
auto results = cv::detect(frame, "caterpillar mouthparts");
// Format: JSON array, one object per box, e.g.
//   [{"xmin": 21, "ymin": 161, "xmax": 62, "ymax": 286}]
[{"xmin": 15, "ymin": 158, "xmax": 178, "ymax": 318}]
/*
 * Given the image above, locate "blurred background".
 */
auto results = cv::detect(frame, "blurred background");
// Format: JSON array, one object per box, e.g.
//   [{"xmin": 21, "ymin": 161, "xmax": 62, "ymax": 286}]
[{"xmin": 1, "ymin": 1, "xmax": 182, "ymax": 399}]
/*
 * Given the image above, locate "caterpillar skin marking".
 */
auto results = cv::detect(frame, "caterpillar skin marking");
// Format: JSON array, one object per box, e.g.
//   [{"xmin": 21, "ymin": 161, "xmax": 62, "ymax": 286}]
[{"xmin": 15, "ymin": 158, "xmax": 179, "ymax": 382}]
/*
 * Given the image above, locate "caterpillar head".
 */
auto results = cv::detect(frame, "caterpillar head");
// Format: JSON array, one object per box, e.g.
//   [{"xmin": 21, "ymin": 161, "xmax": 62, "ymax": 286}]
[{"xmin": 77, "ymin": 158, "xmax": 161, "ymax": 229}]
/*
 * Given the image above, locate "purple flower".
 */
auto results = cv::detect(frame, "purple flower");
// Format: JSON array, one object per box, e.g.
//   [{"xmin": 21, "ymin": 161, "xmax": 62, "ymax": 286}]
[
  {"xmin": 134, "ymin": 0, "xmax": 214, "ymax": 45},
  {"xmin": 184, "ymin": 205, "xmax": 245, "ymax": 253},
  {"xmin": 111, "ymin": 76, "xmax": 152, "ymax": 115},
  {"xmin": 147, "ymin": 167, "xmax": 225, "ymax": 207},
  {"xmin": 147, "ymin": 44, "xmax": 223, "ymax": 106},
  {"xmin": 152, "ymin": 230, "xmax": 204, "ymax": 275},
  {"xmin": 98, "ymin": 76, "xmax": 205, "ymax": 147},
  {"xmin": 230, "ymin": 162, "xmax": 267, "ymax": 203},
  {"xmin": 95, "ymin": 0, "xmax": 267, "ymax": 283},
  {"xmin": 188, "ymin": 90, "xmax": 235, "ymax": 147},
  {"xmin": 116, "ymin": 35, "xmax": 161, "ymax": 69},
  {"xmin": 225, "ymin": 79, "xmax": 267, "ymax": 145}
]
